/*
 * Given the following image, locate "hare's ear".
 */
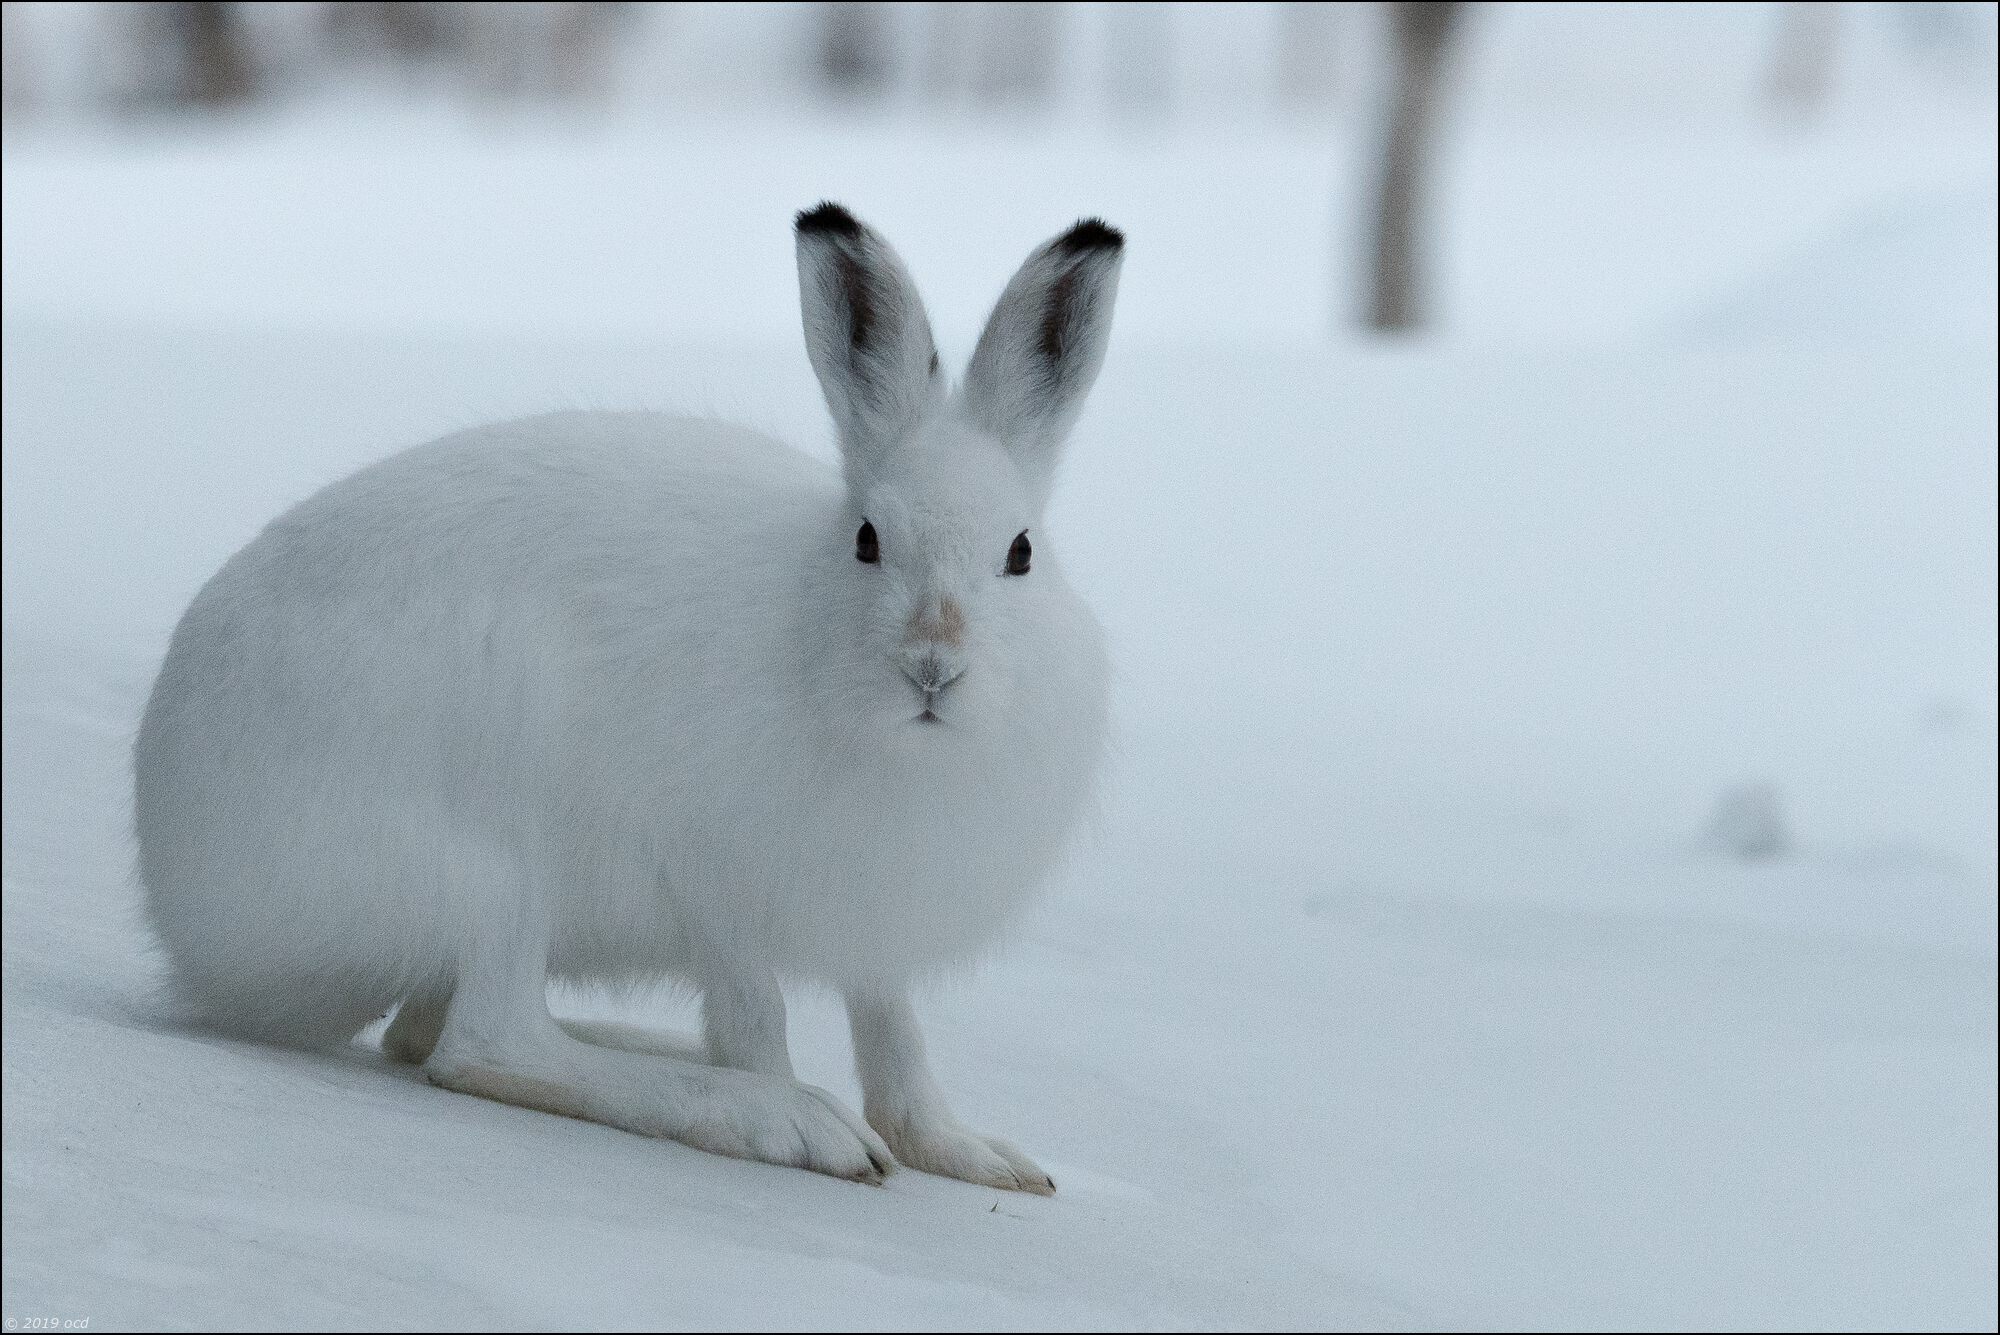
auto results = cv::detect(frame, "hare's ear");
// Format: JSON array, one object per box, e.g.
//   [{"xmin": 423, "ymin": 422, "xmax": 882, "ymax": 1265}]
[
  {"xmin": 961, "ymin": 218, "xmax": 1124, "ymax": 499},
  {"xmin": 795, "ymin": 202, "xmax": 943, "ymax": 464}
]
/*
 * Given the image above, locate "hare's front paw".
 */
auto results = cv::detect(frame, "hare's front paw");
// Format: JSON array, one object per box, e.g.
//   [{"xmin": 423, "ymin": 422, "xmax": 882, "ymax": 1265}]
[
  {"xmin": 874, "ymin": 1113, "xmax": 1055, "ymax": 1195},
  {"xmin": 693, "ymin": 1078, "xmax": 897, "ymax": 1185}
]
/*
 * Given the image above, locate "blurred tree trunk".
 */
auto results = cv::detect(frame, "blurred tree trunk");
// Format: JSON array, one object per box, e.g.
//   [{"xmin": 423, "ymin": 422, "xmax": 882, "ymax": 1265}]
[
  {"xmin": 1364, "ymin": 1, "xmax": 1463, "ymax": 334},
  {"xmin": 368, "ymin": 1, "xmax": 458, "ymax": 60},
  {"xmin": 548, "ymin": 3, "xmax": 629, "ymax": 101},
  {"xmin": 1765, "ymin": 1, "xmax": 1839, "ymax": 124},
  {"xmin": 168, "ymin": 1, "xmax": 255, "ymax": 105},
  {"xmin": 921, "ymin": 1, "xmax": 966, "ymax": 103},
  {"xmin": 463, "ymin": 4, "xmax": 529, "ymax": 100},
  {"xmin": 2, "ymin": 2, "xmax": 31, "ymax": 118},
  {"xmin": 1277, "ymin": 1, "xmax": 1340, "ymax": 117},
  {"xmin": 321, "ymin": 1, "xmax": 458, "ymax": 67},
  {"xmin": 974, "ymin": 1, "xmax": 1059, "ymax": 108},
  {"xmin": 919, "ymin": 2, "xmax": 1062, "ymax": 112},
  {"xmin": 817, "ymin": 1, "xmax": 890, "ymax": 99},
  {"xmin": 1103, "ymin": 1, "xmax": 1172, "ymax": 120}
]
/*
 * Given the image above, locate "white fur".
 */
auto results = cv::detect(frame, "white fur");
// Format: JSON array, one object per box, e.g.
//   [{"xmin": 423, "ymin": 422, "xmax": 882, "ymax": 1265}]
[{"xmin": 133, "ymin": 207, "xmax": 1123, "ymax": 1189}]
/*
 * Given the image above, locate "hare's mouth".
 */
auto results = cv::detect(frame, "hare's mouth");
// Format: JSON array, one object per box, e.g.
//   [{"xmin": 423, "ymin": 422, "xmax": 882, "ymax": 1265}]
[{"xmin": 917, "ymin": 708, "xmax": 942, "ymax": 725}]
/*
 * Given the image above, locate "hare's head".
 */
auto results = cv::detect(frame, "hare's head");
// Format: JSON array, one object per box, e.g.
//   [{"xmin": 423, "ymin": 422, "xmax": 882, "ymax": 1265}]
[{"xmin": 795, "ymin": 203, "xmax": 1122, "ymax": 736}]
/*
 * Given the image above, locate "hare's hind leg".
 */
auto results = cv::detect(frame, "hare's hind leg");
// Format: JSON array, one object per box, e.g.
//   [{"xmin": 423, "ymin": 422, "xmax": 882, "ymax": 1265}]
[
  {"xmin": 423, "ymin": 916, "xmax": 892, "ymax": 1182},
  {"xmin": 847, "ymin": 990, "xmax": 1055, "ymax": 1195},
  {"xmin": 557, "ymin": 1019, "xmax": 706, "ymax": 1063},
  {"xmin": 536, "ymin": 956, "xmax": 791, "ymax": 1072},
  {"xmin": 547, "ymin": 967, "xmax": 789, "ymax": 1074},
  {"xmin": 699, "ymin": 962, "xmax": 795, "ymax": 1079},
  {"xmin": 382, "ymin": 980, "xmax": 453, "ymax": 1064}
]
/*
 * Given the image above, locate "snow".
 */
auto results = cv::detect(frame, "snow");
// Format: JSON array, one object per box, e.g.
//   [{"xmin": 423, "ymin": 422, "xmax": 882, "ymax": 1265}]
[{"xmin": 5, "ymin": 16, "xmax": 1997, "ymax": 1329}]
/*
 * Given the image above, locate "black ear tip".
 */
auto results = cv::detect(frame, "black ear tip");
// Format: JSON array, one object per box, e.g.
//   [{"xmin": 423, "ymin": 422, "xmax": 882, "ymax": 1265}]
[
  {"xmin": 1057, "ymin": 217, "xmax": 1124, "ymax": 253},
  {"xmin": 796, "ymin": 201, "xmax": 863, "ymax": 238}
]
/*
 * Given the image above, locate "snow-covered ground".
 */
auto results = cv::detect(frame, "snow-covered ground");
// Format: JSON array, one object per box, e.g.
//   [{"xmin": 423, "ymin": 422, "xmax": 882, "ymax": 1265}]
[{"xmin": 5, "ymin": 30, "xmax": 1997, "ymax": 1330}]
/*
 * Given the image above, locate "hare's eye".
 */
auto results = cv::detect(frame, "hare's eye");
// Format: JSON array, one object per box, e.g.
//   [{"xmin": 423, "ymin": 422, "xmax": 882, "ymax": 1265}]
[
  {"xmin": 855, "ymin": 520, "xmax": 880, "ymax": 564},
  {"xmin": 1005, "ymin": 531, "xmax": 1032, "ymax": 577}
]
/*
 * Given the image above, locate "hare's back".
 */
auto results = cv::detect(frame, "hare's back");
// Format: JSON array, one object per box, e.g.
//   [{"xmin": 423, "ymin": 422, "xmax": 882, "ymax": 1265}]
[
  {"xmin": 143, "ymin": 410, "xmax": 831, "ymax": 778},
  {"xmin": 279, "ymin": 410, "xmax": 831, "ymax": 580}
]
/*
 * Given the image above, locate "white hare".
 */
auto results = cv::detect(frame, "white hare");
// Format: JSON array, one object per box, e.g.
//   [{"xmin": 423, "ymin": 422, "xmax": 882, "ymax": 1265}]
[{"xmin": 133, "ymin": 203, "xmax": 1122, "ymax": 1192}]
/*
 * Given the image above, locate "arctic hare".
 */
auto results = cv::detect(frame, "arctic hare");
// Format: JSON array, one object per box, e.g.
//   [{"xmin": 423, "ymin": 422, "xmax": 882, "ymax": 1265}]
[{"xmin": 134, "ymin": 203, "xmax": 1122, "ymax": 1191}]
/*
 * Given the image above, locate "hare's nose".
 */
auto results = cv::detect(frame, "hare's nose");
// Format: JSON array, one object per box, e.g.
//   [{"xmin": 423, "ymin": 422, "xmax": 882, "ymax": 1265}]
[
  {"xmin": 904, "ymin": 595, "xmax": 966, "ymax": 649},
  {"xmin": 900, "ymin": 595, "xmax": 967, "ymax": 695},
  {"xmin": 900, "ymin": 649, "xmax": 965, "ymax": 696}
]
